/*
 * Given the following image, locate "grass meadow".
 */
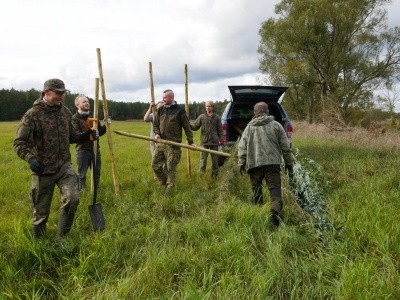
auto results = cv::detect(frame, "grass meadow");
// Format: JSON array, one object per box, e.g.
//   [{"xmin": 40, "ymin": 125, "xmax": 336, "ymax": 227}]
[{"xmin": 1, "ymin": 120, "xmax": 399, "ymax": 299}]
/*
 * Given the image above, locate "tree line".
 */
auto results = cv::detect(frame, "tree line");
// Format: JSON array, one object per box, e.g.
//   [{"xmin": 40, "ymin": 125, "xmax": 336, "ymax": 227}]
[{"xmin": 0, "ymin": 88, "xmax": 229, "ymax": 121}]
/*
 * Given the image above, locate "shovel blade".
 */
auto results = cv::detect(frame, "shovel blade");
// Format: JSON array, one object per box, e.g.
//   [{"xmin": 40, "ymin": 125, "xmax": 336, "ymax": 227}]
[{"xmin": 89, "ymin": 203, "xmax": 105, "ymax": 231}]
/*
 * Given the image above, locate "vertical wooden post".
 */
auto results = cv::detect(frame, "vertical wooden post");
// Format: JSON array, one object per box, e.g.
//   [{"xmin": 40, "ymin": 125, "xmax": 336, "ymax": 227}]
[
  {"xmin": 91, "ymin": 78, "xmax": 100, "ymax": 193},
  {"xmin": 184, "ymin": 64, "xmax": 192, "ymax": 178},
  {"xmin": 96, "ymin": 48, "xmax": 120, "ymax": 197},
  {"xmin": 149, "ymin": 62, "xmax": 156, "ymax": 115}
]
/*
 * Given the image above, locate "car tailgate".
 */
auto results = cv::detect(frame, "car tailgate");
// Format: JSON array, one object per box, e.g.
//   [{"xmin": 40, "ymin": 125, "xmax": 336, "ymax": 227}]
[{"xmin": 228, "ymin": 85, "xmax": 288, "ymax": 104}]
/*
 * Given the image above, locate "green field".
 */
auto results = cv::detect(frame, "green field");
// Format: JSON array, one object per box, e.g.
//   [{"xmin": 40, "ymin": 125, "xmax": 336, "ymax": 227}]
[{"xmin": 1, "ymin": 121, "xmax": 399, "ymax": 299}]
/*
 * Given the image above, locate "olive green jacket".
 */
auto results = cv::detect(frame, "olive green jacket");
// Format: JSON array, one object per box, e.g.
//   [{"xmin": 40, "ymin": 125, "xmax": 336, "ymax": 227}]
[
  {"xmin": 237, "ymin": 115, "xmax": 293, "ymax": 171},
  {"xmin": 190, "ymin": 113, "xmax": 223, "ymax": 146},
  {"xmin": 153, "ymin": 102, "xmax": 193, "ymax": 144}
]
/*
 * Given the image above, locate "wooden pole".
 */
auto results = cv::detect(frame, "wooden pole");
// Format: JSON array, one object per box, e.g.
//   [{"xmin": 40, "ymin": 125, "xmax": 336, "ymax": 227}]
[
  {"xmin": 96, "ymin": 48, "xmax": 120, "ymax": 197},
  {"xmin": 90, "ymin": 78, "xmax": 100, "ymax": 193},
  {"xmin": 114, "ymin": 131, "xmax": 231, "ymax": 158},
  {"xmin": 148, "ymin": 62, "xmax": 156, "ymax": 115},
  {"xmin": 184, "ymin": 64, "xmax": 192, "ymax": 178}
]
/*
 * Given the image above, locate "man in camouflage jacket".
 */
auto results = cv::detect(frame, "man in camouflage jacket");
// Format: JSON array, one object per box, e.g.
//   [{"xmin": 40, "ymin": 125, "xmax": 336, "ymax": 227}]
[
  {"xmin": 152, "ymin": 89, "xmax": 194, "ymax": 190},
  {"xmin": 190, "ymin": 100, "xmax": 223, "ymax": 178},
  {"xmin": 237, "ymin": 102, "xmax": 293, "ymax": 227},
  {"xmin": 13, "ymin": 79, "xmax": 92, "ymax": 239}
]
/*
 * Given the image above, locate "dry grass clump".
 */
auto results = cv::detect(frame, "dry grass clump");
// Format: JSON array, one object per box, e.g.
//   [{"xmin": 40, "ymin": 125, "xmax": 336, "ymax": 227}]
[{"xmin": 293, "ymin": 121, "xmax": 400, "ymax": 151}]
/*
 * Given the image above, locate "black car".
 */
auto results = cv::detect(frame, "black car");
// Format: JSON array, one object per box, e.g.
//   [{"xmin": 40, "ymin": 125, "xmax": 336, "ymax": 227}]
[{"xmin": 219, "ymin": 85, "xmax": 293, "ymax": 164}]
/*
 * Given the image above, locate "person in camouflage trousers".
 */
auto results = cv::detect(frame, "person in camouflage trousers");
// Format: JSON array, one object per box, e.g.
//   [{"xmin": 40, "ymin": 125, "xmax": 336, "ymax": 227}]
[
  {"xmin": 237, "ymin": 102, "xmax": 293, "ymax": 227},
  {"xmin": 13, "ymin": 79, "xmax": 93, "ymax": 239},
  {"xmin": 71, "ymin": 95, "xmax": 107, "ymax": 191},
  {"xmin": 190, "ymin": 100, "xmax": 223, "ymax": 178},
  {"xmin": 152, "ymin": 89, "xmax": 195, "ymax": 190}
]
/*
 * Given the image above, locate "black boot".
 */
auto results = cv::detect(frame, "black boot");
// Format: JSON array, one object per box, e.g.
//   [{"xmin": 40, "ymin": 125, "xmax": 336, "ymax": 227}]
[
  {"xmin": 32, "ymin": 223, "xmax": 46, "ymax": 239},
  {"xmin": 270, "ymin": 197, "xmax": 283, "ymax": 227},
  {"xmin": 270, "ymin": 210, "xmax": 280, "ymax": 227},
  {"xmin": 57, "ymin": 211, "xmax": 75, "ymax": 238},
  {"xmin": 252, "ymin": 185, "xmax": 263, "ymax": 205}
]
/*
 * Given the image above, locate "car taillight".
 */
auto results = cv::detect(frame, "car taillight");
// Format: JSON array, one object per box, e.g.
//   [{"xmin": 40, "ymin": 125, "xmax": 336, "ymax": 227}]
[
  {"xmin": 287, "ymin": 124, "xmax": 293, "ymax": 144},
  {"xmin": 220, "ymin": 124, "xmax": 228, "ymax": 145}
]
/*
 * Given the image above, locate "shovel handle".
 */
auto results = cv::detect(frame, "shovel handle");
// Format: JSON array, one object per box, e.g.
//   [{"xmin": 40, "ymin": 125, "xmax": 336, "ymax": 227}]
[{"xmin": 85, "ymin": 118, "xmax": 98, "ymax": 141}]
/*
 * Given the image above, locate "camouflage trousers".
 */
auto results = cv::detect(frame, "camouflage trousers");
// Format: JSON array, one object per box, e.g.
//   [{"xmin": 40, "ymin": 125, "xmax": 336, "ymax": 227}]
[
  {"xmin": 199, "ymin": 145, "xmax": 219, "ymax": 177},
  {"xmin": 29, "ymin": 162, "xmax": 79, "ymax": 227},
  {"xmin": 152, "ymin": 144, "xmax": 181, "ymax": 187},
  {"xmin": 248, "ymin": 165, "xmax": 282, "ymax": 212}
]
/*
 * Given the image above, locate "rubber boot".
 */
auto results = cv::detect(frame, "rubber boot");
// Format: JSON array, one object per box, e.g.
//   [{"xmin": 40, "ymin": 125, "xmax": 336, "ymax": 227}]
[
  {"xmin": 32, "ymin": 223, "xmax": 46, "ymax": 239},
  {"xmin": 78, "ymin": 178, "xmax": 86, "ymax": 191},
  {"xmin": 270, "ymin": 197, "xmax": 283, "ymax": 227},
  {"xmin": 270, "ymin": 210, "xmax": 280, "ymax": 227},
  {"xmin": 252, "ymin": 185, "xmax": 263, "ymax": 205},
  {"xmin": 57, "ymin": 211, "xmax": 75, "ymax": 238}
]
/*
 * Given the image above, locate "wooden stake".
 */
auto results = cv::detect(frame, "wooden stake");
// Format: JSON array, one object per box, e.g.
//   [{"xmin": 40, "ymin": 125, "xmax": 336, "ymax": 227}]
[
  {"xmin": 96, "ymin": 48, "xmax": 120, "ymax": 197},
  {"xmin": 90, "ymin": 78, "xmax": 100, "ymax": 193},
  {"xmin": 148, "ymin": 62, "xmax": 156, "ymax": 115},
  {"xmin": 184, "ymin": 64, "xmax": 192, "ymax": 178},
  {"xmin": 114, "ymin": 131, "xmax": 231, "ymax": 157}
]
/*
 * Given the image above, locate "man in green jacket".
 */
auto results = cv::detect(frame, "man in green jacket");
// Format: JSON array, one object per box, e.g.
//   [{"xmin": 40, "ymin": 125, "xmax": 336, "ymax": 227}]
[
  {"xmin": 190, "ymin": 100, "xmax": 223, "ymax": 178},
  {"xmin": 152, "ymin": 89, "xmax": 195, "ymax": 190},
  {"xmin": 14, "ymin": 79, "xmax": 93, "ymax": 239},
  {"xmin": 237, "ymin": 102, "xmax": 293, "ymax": 227}
]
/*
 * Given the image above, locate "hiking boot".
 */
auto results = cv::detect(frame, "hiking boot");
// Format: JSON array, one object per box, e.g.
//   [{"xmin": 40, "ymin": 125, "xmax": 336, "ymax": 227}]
[
  {"xmin": 270, "ymin": 210, "xmax": 280, "ymax": 227},
  {"xmin": 32, "ymin": 223, "xmax": 46, "ymax": 239}
]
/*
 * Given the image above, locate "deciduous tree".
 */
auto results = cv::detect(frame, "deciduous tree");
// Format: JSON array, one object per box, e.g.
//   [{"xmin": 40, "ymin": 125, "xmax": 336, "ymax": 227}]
[{"xmin": 258, "ymin": 0, "xmax": 400, "ymax": 124}]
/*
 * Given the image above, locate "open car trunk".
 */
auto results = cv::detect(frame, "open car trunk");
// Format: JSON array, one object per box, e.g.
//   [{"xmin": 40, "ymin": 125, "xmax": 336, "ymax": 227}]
[
  {"xmin": 226, "ymin": 85, "xmax": 288, "ymax": 141},
  {"xmin": 226, "ymin": 102, "xmax": 286, "ymax": 144}
]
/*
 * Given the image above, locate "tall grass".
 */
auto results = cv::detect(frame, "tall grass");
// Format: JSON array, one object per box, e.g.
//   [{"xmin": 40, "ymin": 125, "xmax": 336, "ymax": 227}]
[{"xmin": 1, "ymin": 120, "xmax": 399, "ymax": 299}]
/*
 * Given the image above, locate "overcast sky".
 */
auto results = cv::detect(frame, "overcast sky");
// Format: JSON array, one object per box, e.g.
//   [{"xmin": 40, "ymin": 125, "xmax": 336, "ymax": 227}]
[{"xmin": 0, "ymin": 0, "xmax": 399, "ymax": 104}]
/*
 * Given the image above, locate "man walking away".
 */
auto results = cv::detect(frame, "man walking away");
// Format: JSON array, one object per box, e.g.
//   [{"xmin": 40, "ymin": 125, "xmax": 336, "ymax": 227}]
[{"xmin": 237, "ymin": 102, "xmax": 293, "ymax": 227}]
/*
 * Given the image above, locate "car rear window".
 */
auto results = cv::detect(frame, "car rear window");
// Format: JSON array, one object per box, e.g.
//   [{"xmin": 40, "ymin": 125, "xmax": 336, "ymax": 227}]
[{"xmin": 232, "ymin": 87, "xmax": 282, "ymax": 96}]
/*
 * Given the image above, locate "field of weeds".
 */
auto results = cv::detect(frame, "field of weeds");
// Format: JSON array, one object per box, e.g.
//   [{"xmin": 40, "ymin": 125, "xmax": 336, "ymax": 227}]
[{"xmin": 1, "ymin": 120, "xmax": 399, "ymax": 299}]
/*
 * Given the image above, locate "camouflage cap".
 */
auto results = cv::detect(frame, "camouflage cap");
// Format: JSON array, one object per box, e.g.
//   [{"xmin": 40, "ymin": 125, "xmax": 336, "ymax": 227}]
[{"xmin": 43, "ymin": 78, "xmax": 70, "ymax": 92}]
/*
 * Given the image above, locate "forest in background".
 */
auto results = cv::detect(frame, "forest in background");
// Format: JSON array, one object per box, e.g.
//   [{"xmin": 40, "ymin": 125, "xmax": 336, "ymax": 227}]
[{"xmin": 0, "ymin": 88, "xmax": 229, "ymax": 122}]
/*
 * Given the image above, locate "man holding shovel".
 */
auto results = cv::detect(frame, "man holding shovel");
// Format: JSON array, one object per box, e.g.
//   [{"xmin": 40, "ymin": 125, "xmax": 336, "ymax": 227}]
[
  {"xmin": 14, "ymin": 79, "xmax": 94, "ymax": 239},
  {"xmin": 152, "ymin": 89, "xmax": 195, "ymax": 190},
  {"xmin": 71, "ymin": 95, "xmax": 107, "ymax": 191},
  {"xmin": 237, "ymin": 102, "xmax": 293, "ymax": 227}
]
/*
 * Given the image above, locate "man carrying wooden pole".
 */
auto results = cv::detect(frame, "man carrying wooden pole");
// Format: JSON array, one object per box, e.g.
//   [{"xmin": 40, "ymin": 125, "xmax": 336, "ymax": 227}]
[{"xmin": 151, "ymin": 89, "xmax": 195, "ymax": 191}]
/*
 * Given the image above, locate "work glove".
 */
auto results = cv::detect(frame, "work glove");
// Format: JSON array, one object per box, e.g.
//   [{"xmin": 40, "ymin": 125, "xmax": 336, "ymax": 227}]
[
  {"xmin": 239, "ymin": 165, "xmax": 246, "ymax": 175},
  {"xmin": 28, "ymin": 157, "xmax": 45, "ymax": 175},
  {"xmin": 92, "ymin": 129, "xmax": 99, "ymax": 140},
  {"xmin": 285, "ymin": 164, "xmax": 294, "ymax": 180},
  {"xmin": 78, "ymin": 129, "xmax": 93, "ymax": 142},
  {"xmin": 98, "ymin": 124, "xmax": 107, "ymax": 136}
]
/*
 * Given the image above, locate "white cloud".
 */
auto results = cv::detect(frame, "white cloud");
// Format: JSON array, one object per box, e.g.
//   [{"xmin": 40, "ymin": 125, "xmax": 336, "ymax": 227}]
[{"xmin": 0, "ymin": 0, "xmax": 398, "ymax": 105}]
